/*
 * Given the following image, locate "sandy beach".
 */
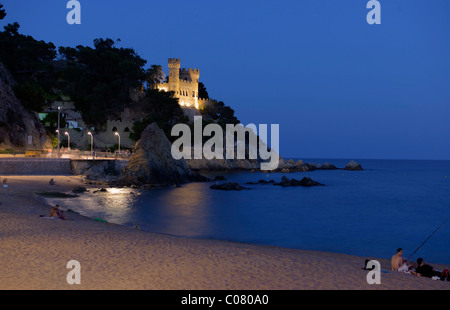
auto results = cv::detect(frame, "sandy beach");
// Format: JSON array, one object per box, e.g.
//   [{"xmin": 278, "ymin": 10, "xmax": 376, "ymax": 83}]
[{"xmin": 0, "ymin": 175, "xmax": 449, "ymax": 291}]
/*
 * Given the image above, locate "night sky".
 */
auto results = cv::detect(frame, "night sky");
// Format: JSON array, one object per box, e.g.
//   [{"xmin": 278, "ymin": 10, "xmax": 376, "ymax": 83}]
[{"xmin": 2, "ymin": 0, "xmax": 450, "ymax": 159}]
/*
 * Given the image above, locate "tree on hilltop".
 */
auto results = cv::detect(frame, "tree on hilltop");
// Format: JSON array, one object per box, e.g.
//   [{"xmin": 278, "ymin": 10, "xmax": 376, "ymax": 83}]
[
  {"xmin": 0, "ymin": 22, "xmax": 58, "ymax": 112},
  {"xmin": 146, "ymin": 64, "xmax": 165, "ymax": 88},
  {"xmin": 0, "ymin": 4, "xmax": 6, "ymax": 20},
  {"xmin": 58, "ymin": 38, "xmax": 147, "ymax": 130},
  {"xmin": 129, "ymin": 89, "xmax": 188, "ymax": 142},
  {"xmin": 200, "ymin": 100, "xmax": 239, "ymax": 127},
  {"xmin": 198, "ymin": 82, "xmax": 209, "ymax": 99}
]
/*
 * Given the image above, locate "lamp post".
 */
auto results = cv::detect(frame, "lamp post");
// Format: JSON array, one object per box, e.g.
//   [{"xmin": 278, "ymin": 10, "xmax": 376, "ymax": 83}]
[
  {"xmin": 87, "ymin": 131, "xmax": 93, "ymax": 159},
  {"xmin": 57, "ymin": 106, "xmax": 61, "ymax": 158},
  {"xmin": 55, "ymin": 129, "xmax": 59, "ymax": 156},
  {"xmin": 115, "ymin": 132, "xmax": 120, "ymax": 156},
  {"xmin": 65, "ymin": 132, "xmax": 70, "ymax": 151}
]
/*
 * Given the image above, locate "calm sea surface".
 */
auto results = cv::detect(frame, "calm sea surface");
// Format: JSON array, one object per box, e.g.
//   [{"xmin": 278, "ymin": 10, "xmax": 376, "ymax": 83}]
[{"xmin": 50, "ymin": 159, "xmax": 450, "ymax": 265}]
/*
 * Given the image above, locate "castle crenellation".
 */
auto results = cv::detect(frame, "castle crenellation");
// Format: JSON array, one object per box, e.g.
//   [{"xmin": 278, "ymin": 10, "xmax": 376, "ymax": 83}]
[{"xmin": 157, "ymin": 58, "xmax": 210, "ymax": 109}]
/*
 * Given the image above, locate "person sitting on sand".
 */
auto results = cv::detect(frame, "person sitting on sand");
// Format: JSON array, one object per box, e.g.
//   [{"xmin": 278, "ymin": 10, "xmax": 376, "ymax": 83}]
[
  {"xmin": 49, "ymin": 205, "xmax": 67, "ymax": 220},
  {"xmin": 415, "ymin": 258, "xmax": 443, "ymax": 279},
  {"xmin": 49, "ymin": 178, "xmax": 55, "ymax": 185},
  {"xmin": 391, "ymin": 248, "xmax": 415, "ymax": 273}
]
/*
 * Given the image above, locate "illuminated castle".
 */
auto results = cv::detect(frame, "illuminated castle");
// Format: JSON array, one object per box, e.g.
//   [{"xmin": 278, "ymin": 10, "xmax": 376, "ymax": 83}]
[{"xmin": 156, "ymin": 58, "xmax": 210, "ymax": 109}]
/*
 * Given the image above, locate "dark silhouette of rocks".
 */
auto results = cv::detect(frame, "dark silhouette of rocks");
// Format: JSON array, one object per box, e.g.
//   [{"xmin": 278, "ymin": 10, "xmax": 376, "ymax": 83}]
[
  {"xmin": 0, "ymin": 62, "xmax": 51, "ymax": 150},
  {"xmin": 72, "ymin": 186, "xmax": 88, "ymax": 193},
  {"xmin": 246, "ymin": 179, "xmax": 275, "ymax": 185},
  {"xmin": 343, "ymin": 160, "xmax": 363, "ymax": 171},
  {"xmin": 274, "ymin": 176, "xmax": 324, "ymax": 187},
  {"xmin": 210, "ymin": 182, "xmax": 249, "ymax": 191},
  {"xmin": 120, "ymin": 123, "xmax": 192, "ymax": 186}
]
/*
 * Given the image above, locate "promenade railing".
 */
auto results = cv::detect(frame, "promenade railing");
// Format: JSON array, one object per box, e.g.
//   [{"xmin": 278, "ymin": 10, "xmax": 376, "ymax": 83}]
[{"xmin": 0, "ymin": 149, "xmax": 131, "ymax": 160}]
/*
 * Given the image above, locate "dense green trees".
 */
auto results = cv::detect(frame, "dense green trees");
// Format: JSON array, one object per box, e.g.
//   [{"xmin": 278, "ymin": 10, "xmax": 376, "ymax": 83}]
[
  {"xmin": 58, "ymin": 38, "xmax": 147, "ymax": 129},
  {"xmin": 200, "ymin": 100, "xmax": 239, "ymax": 127},
  {"xmin": 0, "ymin": 23, "xmax": 57, "ymax": 112},
  {"xmin": 130, "ymin": 89, "xmax": 188, "ymax": 142},
  {"xmin": 145, "ymin": 64, "xmax": 165, "ymax": 88}
]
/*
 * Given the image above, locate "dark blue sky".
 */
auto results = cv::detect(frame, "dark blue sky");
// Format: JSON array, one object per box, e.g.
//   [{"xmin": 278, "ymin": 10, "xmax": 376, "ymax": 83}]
[{"xmin": 2, "ymin": 0, "xmax": 450, "ymax": 159}]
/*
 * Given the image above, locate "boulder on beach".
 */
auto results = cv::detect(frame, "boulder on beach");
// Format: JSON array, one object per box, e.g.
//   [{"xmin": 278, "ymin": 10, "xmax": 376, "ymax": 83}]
[
  {"xmin": 72, "ymin": 186, "xmax": 88, "ymax": 193},
  {"xmin": 120, "ymin": 122, "xmax": 193, "ymax": 185},
  {"xmin": 93, "ymin": 188, "xmax": 108, "ymax": 194},
  {"xmin": 343, "ymin": 160, "xmax": 363, "ymax": 171},
  {"xmin": 274, "ymin": 176, "xmax": 324, "ymax": 187}
]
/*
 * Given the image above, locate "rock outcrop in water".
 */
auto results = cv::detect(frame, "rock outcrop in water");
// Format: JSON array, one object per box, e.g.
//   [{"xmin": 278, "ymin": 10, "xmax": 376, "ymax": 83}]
[
  {"xmin": 120, "ymin": 122, "xmax": 193, "ymax": 185},
  {"xmin": 274, "ymin": 176, "xmax": 324, "ymax": 187},
  {"xmin": 0, "ymin": 62, "xmax": 51, "ymax": 150},
  {"xmin": 343, "ymin": 160, "xmax": 363, "ymax": 171},
  {"xmin": 210, "ymin": 182, "xmax": 248, "ymax": 191}
]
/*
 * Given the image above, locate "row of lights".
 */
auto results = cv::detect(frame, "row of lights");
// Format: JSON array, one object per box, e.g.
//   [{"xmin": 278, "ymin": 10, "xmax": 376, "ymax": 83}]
[
  {"xmin": 56, "ymin": 106, "xmax": 121, "ymax": 158},
  {"xmin": 56, "ymin": 130, "xmax": 121, "ymax": 154}
]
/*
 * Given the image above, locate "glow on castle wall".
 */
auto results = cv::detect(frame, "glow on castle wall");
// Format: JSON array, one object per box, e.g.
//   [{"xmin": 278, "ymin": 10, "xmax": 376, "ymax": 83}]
[{"xmin": 156, "ymin": 58, "xmax": 207, "ymax": 109}]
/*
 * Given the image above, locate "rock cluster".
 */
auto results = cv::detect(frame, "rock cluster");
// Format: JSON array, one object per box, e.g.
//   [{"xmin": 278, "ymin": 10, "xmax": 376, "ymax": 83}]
[
  {"xmin": 274, "ymin": 176, "xmax": 324, "ymax": 187},
  {"xmin": 343, "ymin": 160, "xmax": 364, "ymax": 171},
  {"xmin": 210, "ymin": 182, "xmax": 248, "ymax": 191}
]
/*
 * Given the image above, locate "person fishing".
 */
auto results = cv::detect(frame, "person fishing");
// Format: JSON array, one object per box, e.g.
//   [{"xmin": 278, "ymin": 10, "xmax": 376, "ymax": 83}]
[
  {"xmin": 391, "ymin": 248, "xmax": 415, "ymax": 272},
  {"xmin": 407, "ymin": 216, "xmax": 449, "ymax": 262}
]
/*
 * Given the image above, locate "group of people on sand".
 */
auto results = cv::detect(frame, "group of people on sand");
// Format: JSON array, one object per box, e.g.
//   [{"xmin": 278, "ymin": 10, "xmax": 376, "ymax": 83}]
[
  {"xmin": 391, "ymin": 248, "xmax": 449, "ymax": 281},
  {"xmin": 39, "ymin": 204, "xmax": 67, "ymax": 220},
  {"xmin": 49, "ymin": 205, "xmax": 67, "ymax": 220}
]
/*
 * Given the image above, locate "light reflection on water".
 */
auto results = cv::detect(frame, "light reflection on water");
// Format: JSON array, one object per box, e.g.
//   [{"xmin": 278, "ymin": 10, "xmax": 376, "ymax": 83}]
[
  {"xmin": 47, "ymin": 187, "xmax": 140, "ymax": 224},
  {"xmin": 148, "ymin": 182, "xmax": 215, "ymax": 237},
  {"xmin": 45, "ymin": 159, "xmax": 450, "ymax": 265}
]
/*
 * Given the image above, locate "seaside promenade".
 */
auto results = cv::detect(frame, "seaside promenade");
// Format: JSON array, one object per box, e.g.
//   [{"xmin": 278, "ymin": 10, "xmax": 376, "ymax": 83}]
[{"xmin": 0, "ymin": 150, "xmax": 129, "ymax": 176}]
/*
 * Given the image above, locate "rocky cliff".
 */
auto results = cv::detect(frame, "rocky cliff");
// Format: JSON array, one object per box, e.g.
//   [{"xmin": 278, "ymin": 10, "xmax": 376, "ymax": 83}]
[{"xmin": 0, "ymin": 62, "xmax": 51, "ymax": 150}]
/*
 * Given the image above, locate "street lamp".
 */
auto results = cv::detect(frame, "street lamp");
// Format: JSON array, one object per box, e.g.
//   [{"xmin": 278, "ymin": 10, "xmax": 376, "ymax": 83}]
[
  {"xmin": 65, "ymin": 132, "xmax": 70, "ymax": 151},
  {"xmin": 57, "ymin": 106, "xmax": 61, "ymax": 158},
  {"xmin": 115, "ymin": 132, "xmax": 120, "ymax": 156},
  {"xmin": 87, "ymin": 131, "xmax": 93, "ymax": 159}
]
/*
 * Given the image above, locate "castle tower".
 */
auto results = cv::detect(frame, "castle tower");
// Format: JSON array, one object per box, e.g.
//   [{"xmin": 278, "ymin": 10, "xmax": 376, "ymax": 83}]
[
  {"xmin": 168, "ymin": 58, "xmax": 181, "ymax": 94},
  {"xmin": 189, "ymin": 68, "xmax": 199, "ymax": 84}
]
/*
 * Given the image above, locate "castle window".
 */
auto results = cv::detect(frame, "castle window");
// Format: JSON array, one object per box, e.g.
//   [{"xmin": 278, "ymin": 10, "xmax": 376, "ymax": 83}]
[
  {"xmin": 192, "ymin": 91, "xmax": 195, "ymax": 97},
  {"xmin": 112, "ymin": 127, "xmax": 117, "ymax": 132},
  {"xmin": 124, "ymin": 127, "xmax": 130, "ymax": 132}
]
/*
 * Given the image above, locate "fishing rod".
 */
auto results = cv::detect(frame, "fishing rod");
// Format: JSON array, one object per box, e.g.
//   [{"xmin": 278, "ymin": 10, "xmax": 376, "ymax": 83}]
[{"xmin": 407, "ymin": 216, "xmax": 450, "ymax": 261}]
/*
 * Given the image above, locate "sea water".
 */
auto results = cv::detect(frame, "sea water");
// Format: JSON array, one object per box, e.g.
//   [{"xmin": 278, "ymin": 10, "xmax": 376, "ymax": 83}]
[{"xmin": 50, "ymin": 159, "xmax": 450, "ymax": 265}]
